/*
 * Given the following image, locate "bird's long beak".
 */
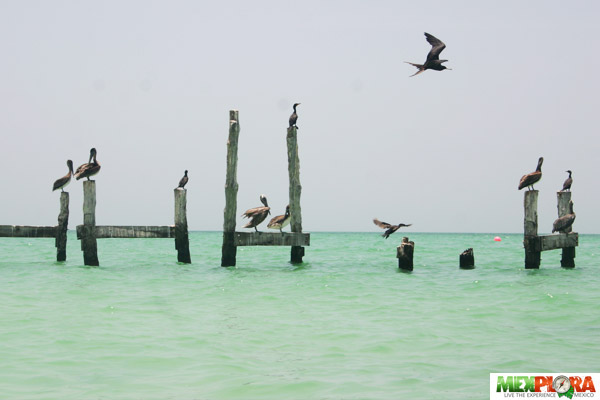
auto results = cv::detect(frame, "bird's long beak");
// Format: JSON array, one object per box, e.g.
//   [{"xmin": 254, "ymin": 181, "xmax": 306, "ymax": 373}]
[{"xmin": 446, "ymin": 68, "xmax": 452, "ymax": 70}]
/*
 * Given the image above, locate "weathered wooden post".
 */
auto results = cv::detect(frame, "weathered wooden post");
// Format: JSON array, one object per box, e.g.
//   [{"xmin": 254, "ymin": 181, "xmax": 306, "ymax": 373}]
[
  {"xmin": 174, "ymin": 188, "xmax": 191, "ymax": 263},
  {"xmin": 287, "ymin": 126, "xmax": 304, "ymax": 263},
  {"xmin": 55, "ymin": 192, "xmax": 69, "ymax": 261},
  {"xmin": 557, "ymin": 191, "xmax": 575, "ymax": 268},
  {"xmin": 81, "ymin": 181, "xmax": 99, "ymax": 266},
  {"xmin": 459, "ymin": 248, "xmax": 474, "ymax": 269},
  {"xmin": 221, "ymin": 110, "xmax": 240, "ymax": 267},
  {"xmin": 397, "ymin": 237, "xmax": 414, "ymax": 271},
  {"xmin": 523, "ymin": 190, "xmax": 540, "ymax": 269}
]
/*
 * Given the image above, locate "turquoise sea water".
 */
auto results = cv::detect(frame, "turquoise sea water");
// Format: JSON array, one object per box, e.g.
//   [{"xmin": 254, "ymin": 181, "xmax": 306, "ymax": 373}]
[{"xmin": 1, "ymin": 232, "xmax": 598, "ymax": 400}]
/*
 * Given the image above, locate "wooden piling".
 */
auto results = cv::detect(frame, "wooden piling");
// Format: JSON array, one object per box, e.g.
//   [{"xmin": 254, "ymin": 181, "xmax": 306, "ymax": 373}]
[
  {"xmin": 221, "ymin": 110, "xmax": 240, "ymax": 267},
  {"xmin": 287, "ymin": 126, "xmax": 304, "ymax": 263},
  {"xmin": 55, "ymin": 192, "xmax": 69, "ymax": 261},
  {"xmin": 557, "ymin": 191, "xmax": 575, "ymax": 268},
  {"xmin": 397, "ymin": 237, "xmax": 414, "ymax": 271},
  {"xmin": 174, "ymin": 188, "xmax": 191, "ymax": 263},
  {"xmin": 81, "ymin": 181, "xmax": 99, "ymax": 266},
  {"xmin": 523, "ymin": 190, "xmax": 540, "ymax": 269},
  {"xmin": 459, "ymin": 248, "xmax": 474, "ymax": 269}
]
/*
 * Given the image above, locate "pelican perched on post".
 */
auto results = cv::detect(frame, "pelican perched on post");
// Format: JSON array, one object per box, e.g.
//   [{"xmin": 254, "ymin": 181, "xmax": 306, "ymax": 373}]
[
  {"xmin": 242, "ymin": 195, "xmax": 271, "ymax": 232},
  {"xmin": 52, "ymin": 160, "xmax": 74, "ymax": 192},
  {"xmin": 561, "ymin": 170, "xmax": 573, "ymax": 192},
  {"xmin": 289, "ymin": 103, "xmax": 300, "ymax": 129},
  {"xmin": 518, "ymin": 157, "xmax": 543, "ymax": 191},
  {"xmin": 74, "ymin": 148, "xmax": 101, "ymax": 181},
  {"xmin": 373, "ymin": 218, "xmax": 412, "ymax": 239},
  {"xmin": 552, "ymin": 200, "xmax": 576, "ymax": 233},
  {"xmin": 267, "ymin": 205, "xmax": 291, "ymax": 233}
]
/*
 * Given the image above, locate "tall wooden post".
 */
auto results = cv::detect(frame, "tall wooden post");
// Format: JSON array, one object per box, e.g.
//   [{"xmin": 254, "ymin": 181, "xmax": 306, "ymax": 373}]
[
  {"xmin": 397, "ymin": 237, "xmax": 414, "ymax": 271},
  {"xmin": 221, "ymin": 110, "xmax": 240, "ymax": 267},
  {"xmin": 81, "ymin": 181, "xmax": 99, "ymax": 266},
  {"xmin": 174, "ymin": 188, "xmax": 191, "ymax": 263},
  {"xmin": 287, "ymin": 126, "xmax": 304, "ymax": 263},
  {"xmin": 523, "ymin": 190, "xmax": 540, "ymax": 269},
  {"xmin": 55, "ymin": 192, "xmax": 69, "ymax": 261},
  {"xmin": 557, "ymin": 191, "xmax": 575, "ymax": 268}
]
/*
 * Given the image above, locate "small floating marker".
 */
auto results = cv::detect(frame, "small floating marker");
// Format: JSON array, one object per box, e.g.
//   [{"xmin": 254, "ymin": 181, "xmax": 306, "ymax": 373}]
[{"xmin": 494, "ymin": 236, "xmax": 502, "ymax": 242}]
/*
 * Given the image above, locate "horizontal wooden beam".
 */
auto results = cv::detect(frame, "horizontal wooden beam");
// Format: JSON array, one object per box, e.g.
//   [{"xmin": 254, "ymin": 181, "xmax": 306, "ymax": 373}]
[
  {"xmin": 525, "ymin": 232, "xmax": 578, "ymax": 252},
  {"xmin": 540, "ymin": 232, "xmax": 578, "ymax": 251},
  {"xmin": 234, "ymin": 231, "xmax": 310, "ymax": 247},
  {"xmin": 0, "ymin": 225, "xmax": 57, "ymax": 238},
  {"xmin": 76, "ymin": 225, "xmax": 175, "ymax": 239}
]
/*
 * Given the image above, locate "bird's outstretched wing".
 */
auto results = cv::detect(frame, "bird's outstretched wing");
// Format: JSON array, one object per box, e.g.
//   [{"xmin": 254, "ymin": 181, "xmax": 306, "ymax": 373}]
[
  {"xmin": 373, "ymin": 218, "xmax": 392, "ymax": 229},
  {"xmin": 242, "ymin": 206, "xmax": 269, "ymax": 218},
  {"xmin": 424, "ymin": 32, "xmax": 446, "ymax": 62}
]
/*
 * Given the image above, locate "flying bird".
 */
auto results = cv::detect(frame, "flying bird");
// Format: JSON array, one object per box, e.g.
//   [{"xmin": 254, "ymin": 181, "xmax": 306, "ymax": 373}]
[
  {"xmin": 177, "ymin": 170, "xmax": 189, "ymax": 189},
  {"xmin": 267, "ymin": 205, "xmax": 291, "ymax": 233},
  {"xmin": 561, "ymin": 170, "xmax": 572, "ymax": 192},
  {"xmin": 52, "ymin": 160, "xmax": 74, "ymax": 192},
  {"xmin": 518, "ymin": 157, "xmax": 543, "ymax": 191},
  {"xmin": 74, "ymin": 148, "xmax": 101, "ymax": 181},
  {"xmin": 406, "ymin": 32, "xmax": 451, "ymax": 77},
  {"xmin": 242, "ymin": 195, "xmax": 271, "ymax": 232},
  {"xmin": 289, "ymin": 103, "xmax": 300, "ymax": 129},
  {"xmin": 552, "ymin": 200, "xmax": 576, "ymax": 233},
  {"xmin": 373, "ymin": 218, "xmax": 412, "ymax": 239}
]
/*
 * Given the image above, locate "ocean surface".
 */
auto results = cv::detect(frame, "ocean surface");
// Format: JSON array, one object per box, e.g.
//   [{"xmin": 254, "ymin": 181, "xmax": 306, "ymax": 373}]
[{"xmin": 1, "ymin": 232, "xmax": 598, "ymax": 400}]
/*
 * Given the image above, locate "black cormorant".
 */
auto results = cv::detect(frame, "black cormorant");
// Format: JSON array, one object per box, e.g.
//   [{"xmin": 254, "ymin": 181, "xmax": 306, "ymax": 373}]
[
  {"xmin": 561, "ymin": 170, "xmax": 572, "ymax": 192},
  {"xmin": 373, "ymin": 218, "xmax": 412, "ymax": 239},
  {"xmin": 178, "ymin": 170, "xmax": 189, "ymax": 189},
  {"xmin": 289, "ymin": 103, "xmax": 300, "ymax": 129}
]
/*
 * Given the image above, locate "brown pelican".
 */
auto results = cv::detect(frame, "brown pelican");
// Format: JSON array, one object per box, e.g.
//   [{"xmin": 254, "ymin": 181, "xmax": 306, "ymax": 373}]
[
  {"xmin": 406, "ymin": 33, "xmax": 451, "ymax": 77},
  {"xmin": 242, "ymin": 195, "xmax": 271, "ymax": 232},
  {"xmin": 267, "ymin": 205, "xmax": 290, "ymax": 233},
  {"xmin": 74, "ymin": 148, "xmax": 101, "ymax": 180},
  {"xmin": 289, "ymin": 103, "xmax": 300, "ymax": 129},
  {"xmin": 561, "ymin": 170, "xmax": 572, "ymax": 192},
  {"xmin": 373, "ymin": 218, "xmax": 412, "ymax": 239},
  {"xmin": 518, "ymin": 157, "xmax": 543, "ymax": 191},
  {"xmin": 177, "ymin": 170, "xmax": 189, "ymax": 189},
  {"xmin": 52, "ymin": 160, "xmax": 74, "ymax": 192},
  {"xmin": 552, "ymin": 200, "xmax": 576, "ymax": 233}
]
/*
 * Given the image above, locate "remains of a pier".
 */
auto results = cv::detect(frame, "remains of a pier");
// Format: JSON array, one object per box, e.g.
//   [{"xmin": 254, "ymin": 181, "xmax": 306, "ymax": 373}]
[
  {"xmin": 0, "ymin": 192, "xmax": 69, "ymax": 261},
  {"xmin": 459, "ymin": 248, "xmax": 475, "ymax": 269},
  {"xmin": 221, "ymin": 110, "xmax": 310, "ymax": 267},
  {"xmin": 523, "ymin": 190, "xmax": 578, "ymax": 269},
  {"xmin": 397, "ymin": 237, "xmax": 414, "ymax": 271},
  {"xmin": 76, "ymin": 181, "xmax": 191, "ymax": 266}
]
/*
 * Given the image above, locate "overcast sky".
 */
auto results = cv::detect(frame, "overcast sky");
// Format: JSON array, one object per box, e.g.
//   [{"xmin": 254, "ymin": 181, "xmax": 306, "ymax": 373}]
[{"xmin": 1, "ymin": 0, "xmax": 598, "ymax": 233}]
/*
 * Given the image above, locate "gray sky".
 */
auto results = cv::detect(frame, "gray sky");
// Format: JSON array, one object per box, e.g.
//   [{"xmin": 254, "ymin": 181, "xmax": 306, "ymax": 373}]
[{"xmin": 1, "ymin": 0, "xmax": 598, "ymax": 233}]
